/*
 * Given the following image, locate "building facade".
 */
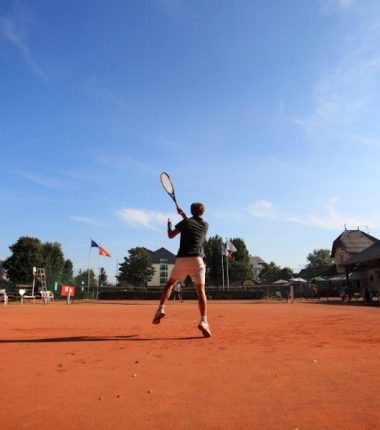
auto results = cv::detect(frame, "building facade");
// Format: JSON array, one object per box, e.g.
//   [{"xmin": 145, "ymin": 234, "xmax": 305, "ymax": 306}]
[
  {"xmin": 249, "ymin": 256, "xmax": 266, "ymax": 282},
  {"xmin": 343, "ymin": 240, "xmax": 380, "ymax": 298},
  {"xmin": 331, "ymin": 229, "xmax": 378, "ymax": 273},
  {"xmin": 0, "ymin": 260, "xmax": 7, "ymax": 281},
  {"xmin": 147, "ymin": 247, "xmax": 176, "ymax": 288}
]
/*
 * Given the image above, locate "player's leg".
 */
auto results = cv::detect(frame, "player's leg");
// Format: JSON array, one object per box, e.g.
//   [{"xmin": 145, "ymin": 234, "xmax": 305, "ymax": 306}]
[
  {"xmin": 190, "ymin": 257, "xmax": 211, "ymax": 337},
  {"xmin": 195, "ymin": 283, "xmax": 211, "ymax": 337},
  {"xmin": 152, "ymin": 277, "xmax": 176, "ymax": 324},
  {"xmin": 195, "ymin": 283, "xmax": 207, "ymax": 318}
]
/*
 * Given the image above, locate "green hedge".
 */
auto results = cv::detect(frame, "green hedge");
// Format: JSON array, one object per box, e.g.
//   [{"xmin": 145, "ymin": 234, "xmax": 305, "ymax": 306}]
[{"xmin": 97, "ymin": 287, "xmax": 264, "ymax": 301}]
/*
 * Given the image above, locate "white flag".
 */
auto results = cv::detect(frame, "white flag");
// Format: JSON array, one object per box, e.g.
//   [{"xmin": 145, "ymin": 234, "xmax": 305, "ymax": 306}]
[{"xmin": 226, "ymin": 239, "xmax": 237, "ymax": 253}]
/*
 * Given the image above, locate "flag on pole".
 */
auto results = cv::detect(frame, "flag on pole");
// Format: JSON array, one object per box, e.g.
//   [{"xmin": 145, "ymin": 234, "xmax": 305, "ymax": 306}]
[
  {"xmin": 223, "ymin": 239, "xmax": 237, "ymax": 260},
  {"xmin": 99, "ymin": 246, "xmax": 111, "ymax": 257},
  {"xmin": 91, "ymin": 240, "xmax": 99, "ymax": 248},
  {"xmin": 226, "ymin": 239, "xmax": 237, "ymax": 253},
  {"xmin": 222, "ymin": 243, "xmax": 232, "ymax": 259}
]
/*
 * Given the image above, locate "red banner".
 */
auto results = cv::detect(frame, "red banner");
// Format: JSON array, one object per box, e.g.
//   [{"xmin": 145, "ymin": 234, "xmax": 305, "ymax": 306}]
[{"xmin": 60, "ymin": 285, "xmax": 75, "ymax": 297}]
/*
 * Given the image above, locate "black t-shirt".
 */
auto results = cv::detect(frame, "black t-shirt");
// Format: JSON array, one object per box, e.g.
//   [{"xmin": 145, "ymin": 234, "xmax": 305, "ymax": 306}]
[{"xmin": 175, "ymin": 217, "xmax": 208, "ymax": 258}]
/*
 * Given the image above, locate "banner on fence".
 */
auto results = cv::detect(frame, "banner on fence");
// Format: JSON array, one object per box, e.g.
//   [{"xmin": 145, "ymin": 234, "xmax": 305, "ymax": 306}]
[{"xmin": 60, "ymin": 285, "xmax": 75, "ymax": 297}]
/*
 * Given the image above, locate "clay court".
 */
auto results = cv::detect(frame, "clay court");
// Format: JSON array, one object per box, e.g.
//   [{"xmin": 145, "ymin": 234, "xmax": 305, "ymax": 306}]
[{"xmin": 1, "ymin": 301, "xmax": 379, "ymax": 430}]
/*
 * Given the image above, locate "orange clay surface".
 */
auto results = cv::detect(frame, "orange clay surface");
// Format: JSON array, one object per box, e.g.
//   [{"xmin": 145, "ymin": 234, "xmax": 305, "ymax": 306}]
[{"xmin": 1, "ymin": 300, "xmax": 380, "ymax": 430}]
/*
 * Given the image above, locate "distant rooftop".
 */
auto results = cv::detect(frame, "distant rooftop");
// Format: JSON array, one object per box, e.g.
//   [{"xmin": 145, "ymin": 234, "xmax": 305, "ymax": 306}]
[
  {"xmin": 343, "ymin": 240, "xmax": 380, "ymax": 266},
  {"xmin": 331, "ymin": 229, "xmax": 378, "ymax": 257},
  {"xmin": 147, "ymin": 247, "xmax": 176, "ymax": 264},
  {"xmin": 249, "ymin": 256, "xmax": 266, "ymax": 266}
]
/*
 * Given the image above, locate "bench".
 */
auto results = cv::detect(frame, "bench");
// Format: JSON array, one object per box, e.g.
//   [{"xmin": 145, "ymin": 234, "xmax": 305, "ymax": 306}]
[
  {"xmin": 0, "ymin": 289, "xmax": 8, "ymax": 306},
  {"xmin": 40, "ymin": 290, "xmax": 54, "ymax": 303}
]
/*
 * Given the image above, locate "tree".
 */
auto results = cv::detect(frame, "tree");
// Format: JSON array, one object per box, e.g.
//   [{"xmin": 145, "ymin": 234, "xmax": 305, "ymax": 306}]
[
  {"xmin": 41, "ymin": 242, "xmax": 65, "ymax": 289},
  {"xmin": 4, "ymin": 237, "xmax": 67, "ymax": 288},
  {"xmin": 74, "ymin": 269, "xmax": 97, "ymax": 288},
  {"xmin": 204, "ymin": 235, "xmax": 224, "ymax": 286},
  {"xmin": 304, "ymin": 249, "xmax": 333, "ymax": 279},
  {"xmin": 227, "ymin": 238, "xmax": 253, "ymax": 284},
  {"xmin": 99, "ymin": 267, "xmax": 107, "ymax": 286},
  {"xmin": 62, "ymin": 259, "xmax": 74, "ymax": 285},
  {"xmin": 259, "ymin": 262, "xmax": 294, "ymax": 284},
  {"xmin": 259, "ymin": 262, "xmax": 281, "ymax": 284},
  {"xmin": 204, "ymin": 236, "xmax": 253, "ymax": 286},
  {"xmin": 3, "ymin": 237, "xmax": 45, "ymax": 284},
  {"xmin": 118, "ymin": 247, "xmax": 155, "ymax": 288},
  {"xmin": 279, "ymin": 267, "xmax": 294, "ymax": 280}
]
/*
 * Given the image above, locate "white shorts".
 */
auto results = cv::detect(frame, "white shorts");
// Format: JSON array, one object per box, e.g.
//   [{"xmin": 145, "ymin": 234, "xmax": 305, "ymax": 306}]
[{"xmin": 169, "ymin": 257, "xmax": 206, "ymax": 285}]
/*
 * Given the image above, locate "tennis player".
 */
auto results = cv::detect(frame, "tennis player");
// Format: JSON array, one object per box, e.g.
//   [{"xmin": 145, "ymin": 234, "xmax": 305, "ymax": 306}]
[{"xmin": 152, "ymin": 203, "xmax": 211, "ymax": 337}]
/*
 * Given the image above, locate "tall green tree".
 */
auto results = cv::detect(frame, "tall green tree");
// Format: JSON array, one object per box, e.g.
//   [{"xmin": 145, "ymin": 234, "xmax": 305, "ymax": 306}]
[
  {"xmin": 62, "ymin": 259, "xmax": 74, "ymax": 285},
  {"xmin": 4, "ymin": 237, "xmax": 67, "ymax": 288},
  {"xmin": 259, "ymin": 262, "xmax": 294, "ymax": 283},
  {"xmin": 259, "ymin": 261, "xmax": 281, "ymax": 284},
  {"xmin": 3, "ymin": 237, "xmax": 45, "ymax": 283},
  {"xmin": 42, "ymin": 242, "xmax": 65, "ymax": 289},
  {"xmin": 304, "ymin": 249, "xmax": 333, "ymax": 279},
  {"xmin": 99, "ymin": 267, "xmax": 108, "ymax": 286},
  {"xmin": 118, "ymin": 247, "xmax": 155, "ymax": 287},
  {"xmin": 204, "ymin": 235, "xmax": 224, "ymax": 286},
  {"xmin": 74, "ymin": 269, "xmax": 97, "ymax": 288},
  {"xmin": 227, "ymin": 238, "xmax": 253, "ymax": 284},
  {"xmin": 279, "ymin": 267, "xmax": 294, "ymax": 280}
]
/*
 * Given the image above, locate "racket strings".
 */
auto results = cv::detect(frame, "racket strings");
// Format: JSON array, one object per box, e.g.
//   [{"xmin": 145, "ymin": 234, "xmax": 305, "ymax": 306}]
[{"xmin": 161, "ymin": 174, "xmax": 174, "ymax": 194}]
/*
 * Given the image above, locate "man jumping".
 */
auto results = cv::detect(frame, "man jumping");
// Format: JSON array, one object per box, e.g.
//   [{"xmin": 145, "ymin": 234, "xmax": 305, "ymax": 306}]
[{"xmin": 152, "ymin": 203, "xmax": 211, "ymax": 337}]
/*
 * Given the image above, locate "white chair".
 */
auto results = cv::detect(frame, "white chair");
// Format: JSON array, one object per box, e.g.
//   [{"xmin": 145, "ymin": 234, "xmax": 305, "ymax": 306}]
[{"xmin": 0, "ymin": 289, "xmax": 8, "ymax": 306}]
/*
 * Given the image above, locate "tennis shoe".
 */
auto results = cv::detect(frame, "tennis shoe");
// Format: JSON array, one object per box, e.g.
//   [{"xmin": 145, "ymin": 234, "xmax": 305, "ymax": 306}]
[
  {"xmin": 152, "ymin": 308, "xmax": 165, "ymax": 324},
  {"xmin": 198, "ymin": 319, "xmax": 211, "ymax": 338}
]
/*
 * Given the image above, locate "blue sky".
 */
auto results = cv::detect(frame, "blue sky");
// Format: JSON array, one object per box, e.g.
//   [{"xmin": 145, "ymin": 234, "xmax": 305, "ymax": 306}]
[{"xmin": 1, "ymin": 0, "xmax": 380, "ymax": 281}]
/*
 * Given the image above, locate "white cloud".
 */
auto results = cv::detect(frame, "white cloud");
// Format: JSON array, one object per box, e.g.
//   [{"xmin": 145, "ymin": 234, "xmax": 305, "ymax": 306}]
[
  {"xmin": 319, "ymin": 0, "xmax": 354, "ymax": 14},
  {"xmin": 12, "ymin": 170, "xmax": 65, "ymax": 189},
  {"xmin": 212, "ymin": 210, "xmax": 244, "ymax": 222},
  {"xmin": 0, "ymin": 10, "xmax": 48, "ymax": 82},
  {"xmin": 116, "ymin": 208, "xmax": 170, "ymax": 230},
  {"xmin": 247, "ymin": 197, "xmax": 380, "ymax": 230},
  {"xmin": 303, "ymin": 197, "xmax": 376, "ymax": 230},
  {"xmin": 69, "ymin": 216, "xmax": 102, "ymax": 226},
  {"xmin": 307, "ymin": 55, "xmax": 380, "ymax": 130},
  {"xmin": 341, "ymin": 132, "xmax": 380, "ymax": 147},
  {"xmin": 95, "ymin": 154, "xmax": 156, "ymax": 175},
  {"xmin": 295, "ymin": 4, "xmax": 380, "ymax": 146},
  {"xmin": 247, "ymin": 200, "xmax": 277, "ymax": 220}
]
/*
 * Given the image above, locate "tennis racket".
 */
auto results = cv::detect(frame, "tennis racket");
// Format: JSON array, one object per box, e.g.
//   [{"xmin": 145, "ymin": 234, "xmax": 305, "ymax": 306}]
[{"xmin": 160, "ymin": 172, "xmax": 179, "ymax": 209}]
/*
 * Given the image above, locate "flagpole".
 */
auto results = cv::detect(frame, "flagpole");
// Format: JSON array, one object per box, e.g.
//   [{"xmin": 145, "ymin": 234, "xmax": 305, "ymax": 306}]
[
  {"xmin": 226, "ymin": 256, "xmax": 230, "ymax": 290},
  {"xmin": 87, "ymin": 241, "xmax": 92, "ymax": 294},
  {"xmin": 93, "ymin": 252, "xmax": 99, "ymax": 301},
  {"xmin": 98, "ymin": 252, "xmax": 100, "ymax": 287},
  {"xmin": 225, "ymin": 238, "xmax": 230, "ymax": 290},
  {"xmin": 115, "ymin": 258, "xmax": 118, "ymax": 285},
  {"xmin": 221, "ymin": 244, "xmax": 225, "ymax": 291},
  {"xmin": 96, "ymin": 252, "xmax": 100, "ymax": 300}
]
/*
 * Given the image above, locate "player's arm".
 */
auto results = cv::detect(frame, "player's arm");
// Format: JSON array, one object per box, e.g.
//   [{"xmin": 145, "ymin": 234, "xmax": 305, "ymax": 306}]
[
  {"xmin": 167, "ymin": 219, "xmax": 180, "ymax": 239},
  {"xmin": 177, "ymin": 207, "xmax": 187, "ymax": 219}
]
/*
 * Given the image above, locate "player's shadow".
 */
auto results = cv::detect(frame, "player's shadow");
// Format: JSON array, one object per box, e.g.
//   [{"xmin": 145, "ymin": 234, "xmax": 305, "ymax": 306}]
[{"xmin": 0, "ymin": 335, "xmax": 204, "ymax": 344}]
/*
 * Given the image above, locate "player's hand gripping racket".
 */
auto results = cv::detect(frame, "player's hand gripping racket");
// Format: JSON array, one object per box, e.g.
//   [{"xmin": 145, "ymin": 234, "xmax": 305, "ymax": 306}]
[{"xmin": 160, "ymin": 172, "xmax": 179, "ymax": 210}]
